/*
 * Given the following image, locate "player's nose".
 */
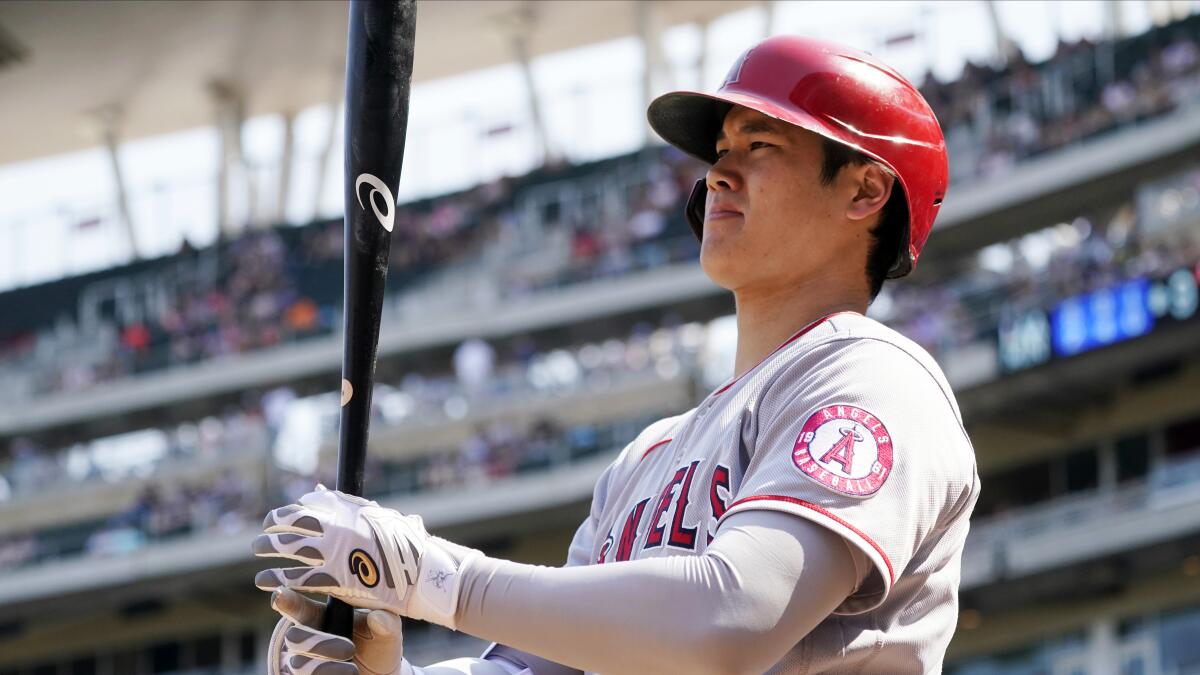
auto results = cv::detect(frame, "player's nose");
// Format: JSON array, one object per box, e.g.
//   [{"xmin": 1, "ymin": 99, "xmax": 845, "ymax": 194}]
[{"xmin": 705, "ymin": 154, "xmax": 743, "ymax": 194}]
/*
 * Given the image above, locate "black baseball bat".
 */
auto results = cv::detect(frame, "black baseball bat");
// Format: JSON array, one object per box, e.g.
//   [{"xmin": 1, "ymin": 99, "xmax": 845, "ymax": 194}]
[{"xmin": 324, "ymin": 0, "xmax": 417, "ymax": 640}]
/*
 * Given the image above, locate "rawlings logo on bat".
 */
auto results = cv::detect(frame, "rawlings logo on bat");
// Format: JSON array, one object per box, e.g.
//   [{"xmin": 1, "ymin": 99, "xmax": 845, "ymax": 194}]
[{"xmin": 355, "ymin": 173, "xmax": 396, "ymax": 232}]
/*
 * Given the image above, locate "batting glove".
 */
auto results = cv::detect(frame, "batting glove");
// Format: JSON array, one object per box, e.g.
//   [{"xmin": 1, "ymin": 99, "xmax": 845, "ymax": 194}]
[
  {"xmin": 253, "ymin": 485, "xmax": 481, "ymax": 629},
  {"xmin": 268, "ymin": 587, "xmax": 417, "ymax": 675}
]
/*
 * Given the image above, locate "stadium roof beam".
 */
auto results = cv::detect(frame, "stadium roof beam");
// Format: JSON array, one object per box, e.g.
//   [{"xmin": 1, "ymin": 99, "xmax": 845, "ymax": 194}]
[
  {"xmin": 311, "ymin": 63, "xmax": 344, "ymax": 224},
  {"xmin": 209, "ymin": 79, "xmax": 247, "ymax": 239},
  {"xmin": 498, "ymin": 2, "xmax": 558, "ymax": 167},
  {"xmin": 637, "ymin": 0, "xmax": 667, "ymax": 147},
  {"xmin": 84, "ymin": 104, "xmax": 140, "ymax": 259},
  {"xmin": 982, "ymin": 0, "xmax": 1020, "ymax": 67},
  {"xmin": 278, "ymin": 110, "xmax": 295, "ymax": 226},
  {"xmin": 0, "ymin": 0, "xmax": 754, "ymax": 167}
]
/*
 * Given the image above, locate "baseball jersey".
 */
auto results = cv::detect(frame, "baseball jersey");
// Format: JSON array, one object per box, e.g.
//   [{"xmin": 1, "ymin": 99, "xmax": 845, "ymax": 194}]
[{"xmin": 565, "ymin": 311, "xmax": 979, "ymax": 673}]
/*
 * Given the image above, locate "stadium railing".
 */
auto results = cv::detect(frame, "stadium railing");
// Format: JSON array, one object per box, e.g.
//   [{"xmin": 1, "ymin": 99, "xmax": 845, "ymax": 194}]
[{"xmin": 961, "ymin": 448, "xmax": 1200, "ymax": 588}]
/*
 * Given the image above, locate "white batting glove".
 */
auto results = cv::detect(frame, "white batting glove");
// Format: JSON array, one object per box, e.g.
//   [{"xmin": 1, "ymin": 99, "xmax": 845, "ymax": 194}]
[
  {"xmin": 254, "ymin": 485, "xmax": 481, "ymax": 628},
  {"xmin": 267, "ymin": 587, "xmax": 415, "ymax": 675}
]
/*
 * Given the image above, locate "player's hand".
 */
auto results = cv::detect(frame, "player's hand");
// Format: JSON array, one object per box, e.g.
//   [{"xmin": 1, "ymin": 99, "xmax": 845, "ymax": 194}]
[
  {"xmin": 267, "ymin": 587, "xmax": 411, "ymax": 675},
  {"xmin": 253, "ymin": 485, "xmax": 481, "ymax": 628}
]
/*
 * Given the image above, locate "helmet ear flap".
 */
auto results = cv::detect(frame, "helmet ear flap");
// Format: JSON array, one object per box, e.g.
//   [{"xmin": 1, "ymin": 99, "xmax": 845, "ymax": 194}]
[{"xmin": 685, "ymin": 179, "xmax": 706, "ymax": 240}]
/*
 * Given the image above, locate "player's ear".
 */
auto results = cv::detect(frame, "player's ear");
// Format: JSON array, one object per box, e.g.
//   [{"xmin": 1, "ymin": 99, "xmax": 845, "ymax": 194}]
[{"xmin": 845, "ymin": 164, "xmax": 894, "ymax": 223}]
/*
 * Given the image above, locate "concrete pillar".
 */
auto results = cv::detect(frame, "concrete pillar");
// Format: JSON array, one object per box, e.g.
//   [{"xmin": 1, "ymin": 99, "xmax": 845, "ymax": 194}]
[
  {"xmin": 697, "ymin": 19, "xmax": 711, "ymax": 91},
  {"xmin": 91, "ymin": 104, "xmax": 140, "ymax": 259},
  {"xmin": 637, "ymin": 0, "xmax": 667, "ymax": 146},
  {"xmin": 1106, "ymin": 0, "xmax": 1126, "ymax": 40},
  {"xmin": 982, "ymin": 0, "xmax": 1017, "ymax": 67},
  {"xmin": 313, "ymin": 63, "xmax": 343, "ymax": 222},
  {"xmin": 210, "ymin": 79, "xmax": 246, "ymax": 238},
  {"xmin": 1097, "ymin": 437, "xmax": 1118, "ymax": 492},
  {"xmin": 1087, "ymin": 617, "xmax": 1119, "ymax": 675},
  {"xmin": 491, "ymin": 2, "xmax": 557, "ymax": 167},
  {"xmin": 278, "ymin": 111, "xmax": 295, "ymax": 225},
  {"xmin": 512, "ymin": 32, "xmax": 555, "ymax": 167}
]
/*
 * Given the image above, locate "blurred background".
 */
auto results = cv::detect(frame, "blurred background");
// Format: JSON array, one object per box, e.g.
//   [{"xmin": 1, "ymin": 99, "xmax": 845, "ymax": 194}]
[{"xmin": 0, "ymin": 0, "xmax": 1199, "ymax": 673}]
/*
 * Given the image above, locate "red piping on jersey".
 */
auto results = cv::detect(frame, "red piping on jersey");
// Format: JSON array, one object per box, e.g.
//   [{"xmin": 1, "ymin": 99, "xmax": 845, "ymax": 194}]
[
  {"xmin": 640, "ymin": 437, "xmax": 673, "ymax": 461},
  {"xmin": 724, "ymin": 494, "xmax": 895, "ymax": 586},
  {"xmin": 712, "ymin": 311, "xmax": 859, "ymax": 395}
]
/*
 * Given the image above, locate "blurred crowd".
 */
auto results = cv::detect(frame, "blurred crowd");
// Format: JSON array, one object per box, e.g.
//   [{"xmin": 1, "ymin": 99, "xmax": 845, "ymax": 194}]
[
  {"xmin": 364, "ymin": 413, "xmax": 663, "ymax": 500},
  {"xmin": 924, "ymin": 17, "xmax": 1200, "ymax": 181},
  {"xmin": 0, "ymin": 307, "xmax": 709, "ymax": 569},
  {"xmin": 0, "ymin": 409, "xmax": 668, "ymax": 571},
  {"xmin": 82, "ymin": 470, "xmax": 263, "ymax": 557},
  {"xmin": 878, "ymin": 181, "xmax": 1200, "ymax": 356},
  {"xmin": 2, "ymin": 15, "xmax": 1200, "ymax": 571},
  {"xmin": 0, "ymin": 468, "xmax": 274, "ymax": 569},
  {"xmin": 2, "ymin": 16, "xmax": 1198, "ymax": 402}
]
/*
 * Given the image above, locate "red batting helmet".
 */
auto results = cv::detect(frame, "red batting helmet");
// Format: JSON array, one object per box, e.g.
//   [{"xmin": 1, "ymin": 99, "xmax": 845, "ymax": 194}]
[{"xmin": 647, "ymin": 36, "xmax": 948, "ymax": 278}]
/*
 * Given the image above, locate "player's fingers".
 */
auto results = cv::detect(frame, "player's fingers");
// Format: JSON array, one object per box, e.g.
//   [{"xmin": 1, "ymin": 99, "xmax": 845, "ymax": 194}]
[
  {"xmin": 357, "ymin": 609, "xmax": 402, "ymax": 643},
  {"xmin": 288, "ymin": 654, "xmax": 357, "ymax": 675},
  {"xmin": 256, "ymin": 567, "xmax": 334, "ymax": 592},
  {"xmin": 270, "ymin": 588, "xmax": 325, "ymax": 628},
  {"xmin": 256, "ymin": 567, "xmax": 345, "ymax": 596},
  {"xmin": 357, "ymin": 610, "xmax": 404, "ymax": 674},
  {"xmin": 298, "ymin": 484, "xmax": 346, "ymax": 511},
  {"xmin": 252, "ymin": 533, "xmax": 326, "ymax": 565},
  {"xmin": 263, "ymin": 504, "xmax": 327, "ymax": 536},
  {"xmin": 285, "ymin": 621, "xmax": 356, "ymax": 662}
]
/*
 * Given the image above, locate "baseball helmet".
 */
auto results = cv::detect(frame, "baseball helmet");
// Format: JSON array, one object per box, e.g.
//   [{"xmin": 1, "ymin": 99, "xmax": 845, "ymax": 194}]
[{"xmin": 647, "ymin": 35, "xmax": 948, "ymax": 278}]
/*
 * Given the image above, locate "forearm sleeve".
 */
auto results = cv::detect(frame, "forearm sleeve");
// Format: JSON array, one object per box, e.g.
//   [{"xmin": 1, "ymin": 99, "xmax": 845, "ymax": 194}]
[{"xmin": 453, "ymin": 510, "xmax": 860, "ymax": 675}]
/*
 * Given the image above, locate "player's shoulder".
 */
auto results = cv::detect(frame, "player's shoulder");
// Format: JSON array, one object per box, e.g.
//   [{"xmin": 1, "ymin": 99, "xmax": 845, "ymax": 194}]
[
  {"xmin": 762, "ymin": 312, "xmax": 966, "ymax": 434},
  {"xmin": 761, "ymin": 313, "xmax": 977, "ymax": 495}
]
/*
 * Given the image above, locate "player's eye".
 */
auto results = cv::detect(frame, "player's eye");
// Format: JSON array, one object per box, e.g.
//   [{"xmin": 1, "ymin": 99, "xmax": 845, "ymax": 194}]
[
  {"xmin": 750, "ymin": 141, "xmax": 773, "ymax": 150},
  {"xmin": 715, "ymin": 148, "xmax": 729, "ymax": 159}
]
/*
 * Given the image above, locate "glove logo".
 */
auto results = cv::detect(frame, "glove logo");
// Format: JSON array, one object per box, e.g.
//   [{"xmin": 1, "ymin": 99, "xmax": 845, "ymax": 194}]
[
  {"xmin": 355, "ymin": 173, "xmax": 395, "ymax": 232},
  {"xmin": 349, "ymin": 548, "xmax": 380, "ymax": 588}
]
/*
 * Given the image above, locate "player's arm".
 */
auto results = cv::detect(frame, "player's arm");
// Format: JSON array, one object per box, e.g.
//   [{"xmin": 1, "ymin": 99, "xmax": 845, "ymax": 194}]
[
  {"xmin": 451, "ymin": 509, "xmax": 859, "ymax": 675},
  {"xmin": 255, "ymin": 488, "xmax": 859, "ymax": 675}
]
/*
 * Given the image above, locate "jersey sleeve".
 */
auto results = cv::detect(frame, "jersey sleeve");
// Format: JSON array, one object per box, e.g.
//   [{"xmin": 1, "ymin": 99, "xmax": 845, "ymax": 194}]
[
  {"xmin": 719, "ymin": 338, "xmax": 975, "ymax": 614},
  {"xmin": 563, "ymin": 459, "xmax": 616, "ymax": 567}
]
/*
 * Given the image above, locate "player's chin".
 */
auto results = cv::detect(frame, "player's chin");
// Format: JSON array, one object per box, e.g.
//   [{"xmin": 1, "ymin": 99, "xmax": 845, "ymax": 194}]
[{"xmin": 698, "ymin": 239, "xmax": 741, "ymax": 290}]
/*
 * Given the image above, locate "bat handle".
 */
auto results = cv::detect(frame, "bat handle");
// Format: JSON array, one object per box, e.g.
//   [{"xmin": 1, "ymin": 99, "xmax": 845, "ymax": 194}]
[{"xmin": 322, "ymin": 596, "xmax": 357, "ymax": 639}]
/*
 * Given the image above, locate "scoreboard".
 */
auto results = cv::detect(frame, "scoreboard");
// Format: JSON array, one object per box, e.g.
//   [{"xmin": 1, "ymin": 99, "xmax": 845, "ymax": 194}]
[{"xmin": 999, "ymin": 262, "xmax": 1200, "ymax": 373}]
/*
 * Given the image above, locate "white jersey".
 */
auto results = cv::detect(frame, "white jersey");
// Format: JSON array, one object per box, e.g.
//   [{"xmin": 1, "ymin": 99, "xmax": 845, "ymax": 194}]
[{"xmin": 566, "ymin": 311, "xmax": 979, "ymax": 673}]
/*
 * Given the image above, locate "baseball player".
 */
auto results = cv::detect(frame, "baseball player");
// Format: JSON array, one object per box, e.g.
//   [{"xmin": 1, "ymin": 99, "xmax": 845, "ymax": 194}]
[{"xmin": 254, "ymin": 36, "xmax": 979, "ymax": 674}]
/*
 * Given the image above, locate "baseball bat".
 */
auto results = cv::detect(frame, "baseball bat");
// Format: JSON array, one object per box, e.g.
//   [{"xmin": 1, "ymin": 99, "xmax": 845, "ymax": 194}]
[{"xmin": 324, "ymin": 0, "xmax": 417, "ymax": 640}]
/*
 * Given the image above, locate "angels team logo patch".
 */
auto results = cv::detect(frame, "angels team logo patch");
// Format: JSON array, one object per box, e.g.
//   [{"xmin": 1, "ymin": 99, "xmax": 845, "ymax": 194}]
[{"xmin": 792, "ymin": 405, "xmax": 894, "ymax": 497}]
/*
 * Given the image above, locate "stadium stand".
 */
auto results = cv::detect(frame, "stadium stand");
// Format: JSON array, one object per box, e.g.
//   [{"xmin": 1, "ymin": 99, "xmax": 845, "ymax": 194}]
[
  {"xmin": 1, "ymin": 10, "xmax": 1199, "ymax": 675},
  {"xmin": 2, "ymin": 13, "xmax": 1199, "ymax": 402}
]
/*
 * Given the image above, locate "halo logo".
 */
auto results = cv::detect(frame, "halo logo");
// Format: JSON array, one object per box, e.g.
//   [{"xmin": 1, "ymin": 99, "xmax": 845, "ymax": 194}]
[
  {"xmin": 355, "ymin": 173, "xmax": 395, "ymax": 232},
  {"xmin": 349, "ymin": 549, "xmax": 380, "ymax": 588},
  {"xmin": 792, "ymin": 404, "xmax": 893, "ymax": 497}
]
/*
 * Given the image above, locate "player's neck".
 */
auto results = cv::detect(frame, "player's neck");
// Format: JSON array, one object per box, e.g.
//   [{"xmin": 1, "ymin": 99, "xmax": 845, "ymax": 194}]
[{"xmin": 731, "ymin": 280, "xmax": 866, "ymax": 377}]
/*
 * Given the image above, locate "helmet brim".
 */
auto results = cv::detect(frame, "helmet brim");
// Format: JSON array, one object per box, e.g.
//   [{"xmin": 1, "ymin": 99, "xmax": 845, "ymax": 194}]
[{"xmin": 647, "ymin": 89, "xmax": 840, "ymax": 166}]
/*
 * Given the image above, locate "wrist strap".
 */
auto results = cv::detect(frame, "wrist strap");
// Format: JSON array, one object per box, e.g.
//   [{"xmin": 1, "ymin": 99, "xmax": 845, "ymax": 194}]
[{"xmin": 409, "ymin": 543, "xmax": 481, "ymax": 628}]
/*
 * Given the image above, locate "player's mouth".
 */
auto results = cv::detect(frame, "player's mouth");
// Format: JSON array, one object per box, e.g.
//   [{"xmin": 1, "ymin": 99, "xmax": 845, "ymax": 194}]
[{"xmin": 706, "ymin": 201, "xmax": 743, "ymax": 222}]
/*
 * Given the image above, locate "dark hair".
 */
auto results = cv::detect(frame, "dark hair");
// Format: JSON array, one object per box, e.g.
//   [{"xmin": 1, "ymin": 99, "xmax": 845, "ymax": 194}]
[{"xmin": 819, "ymin": 138, "xmax": 908, "ymax": 300}]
